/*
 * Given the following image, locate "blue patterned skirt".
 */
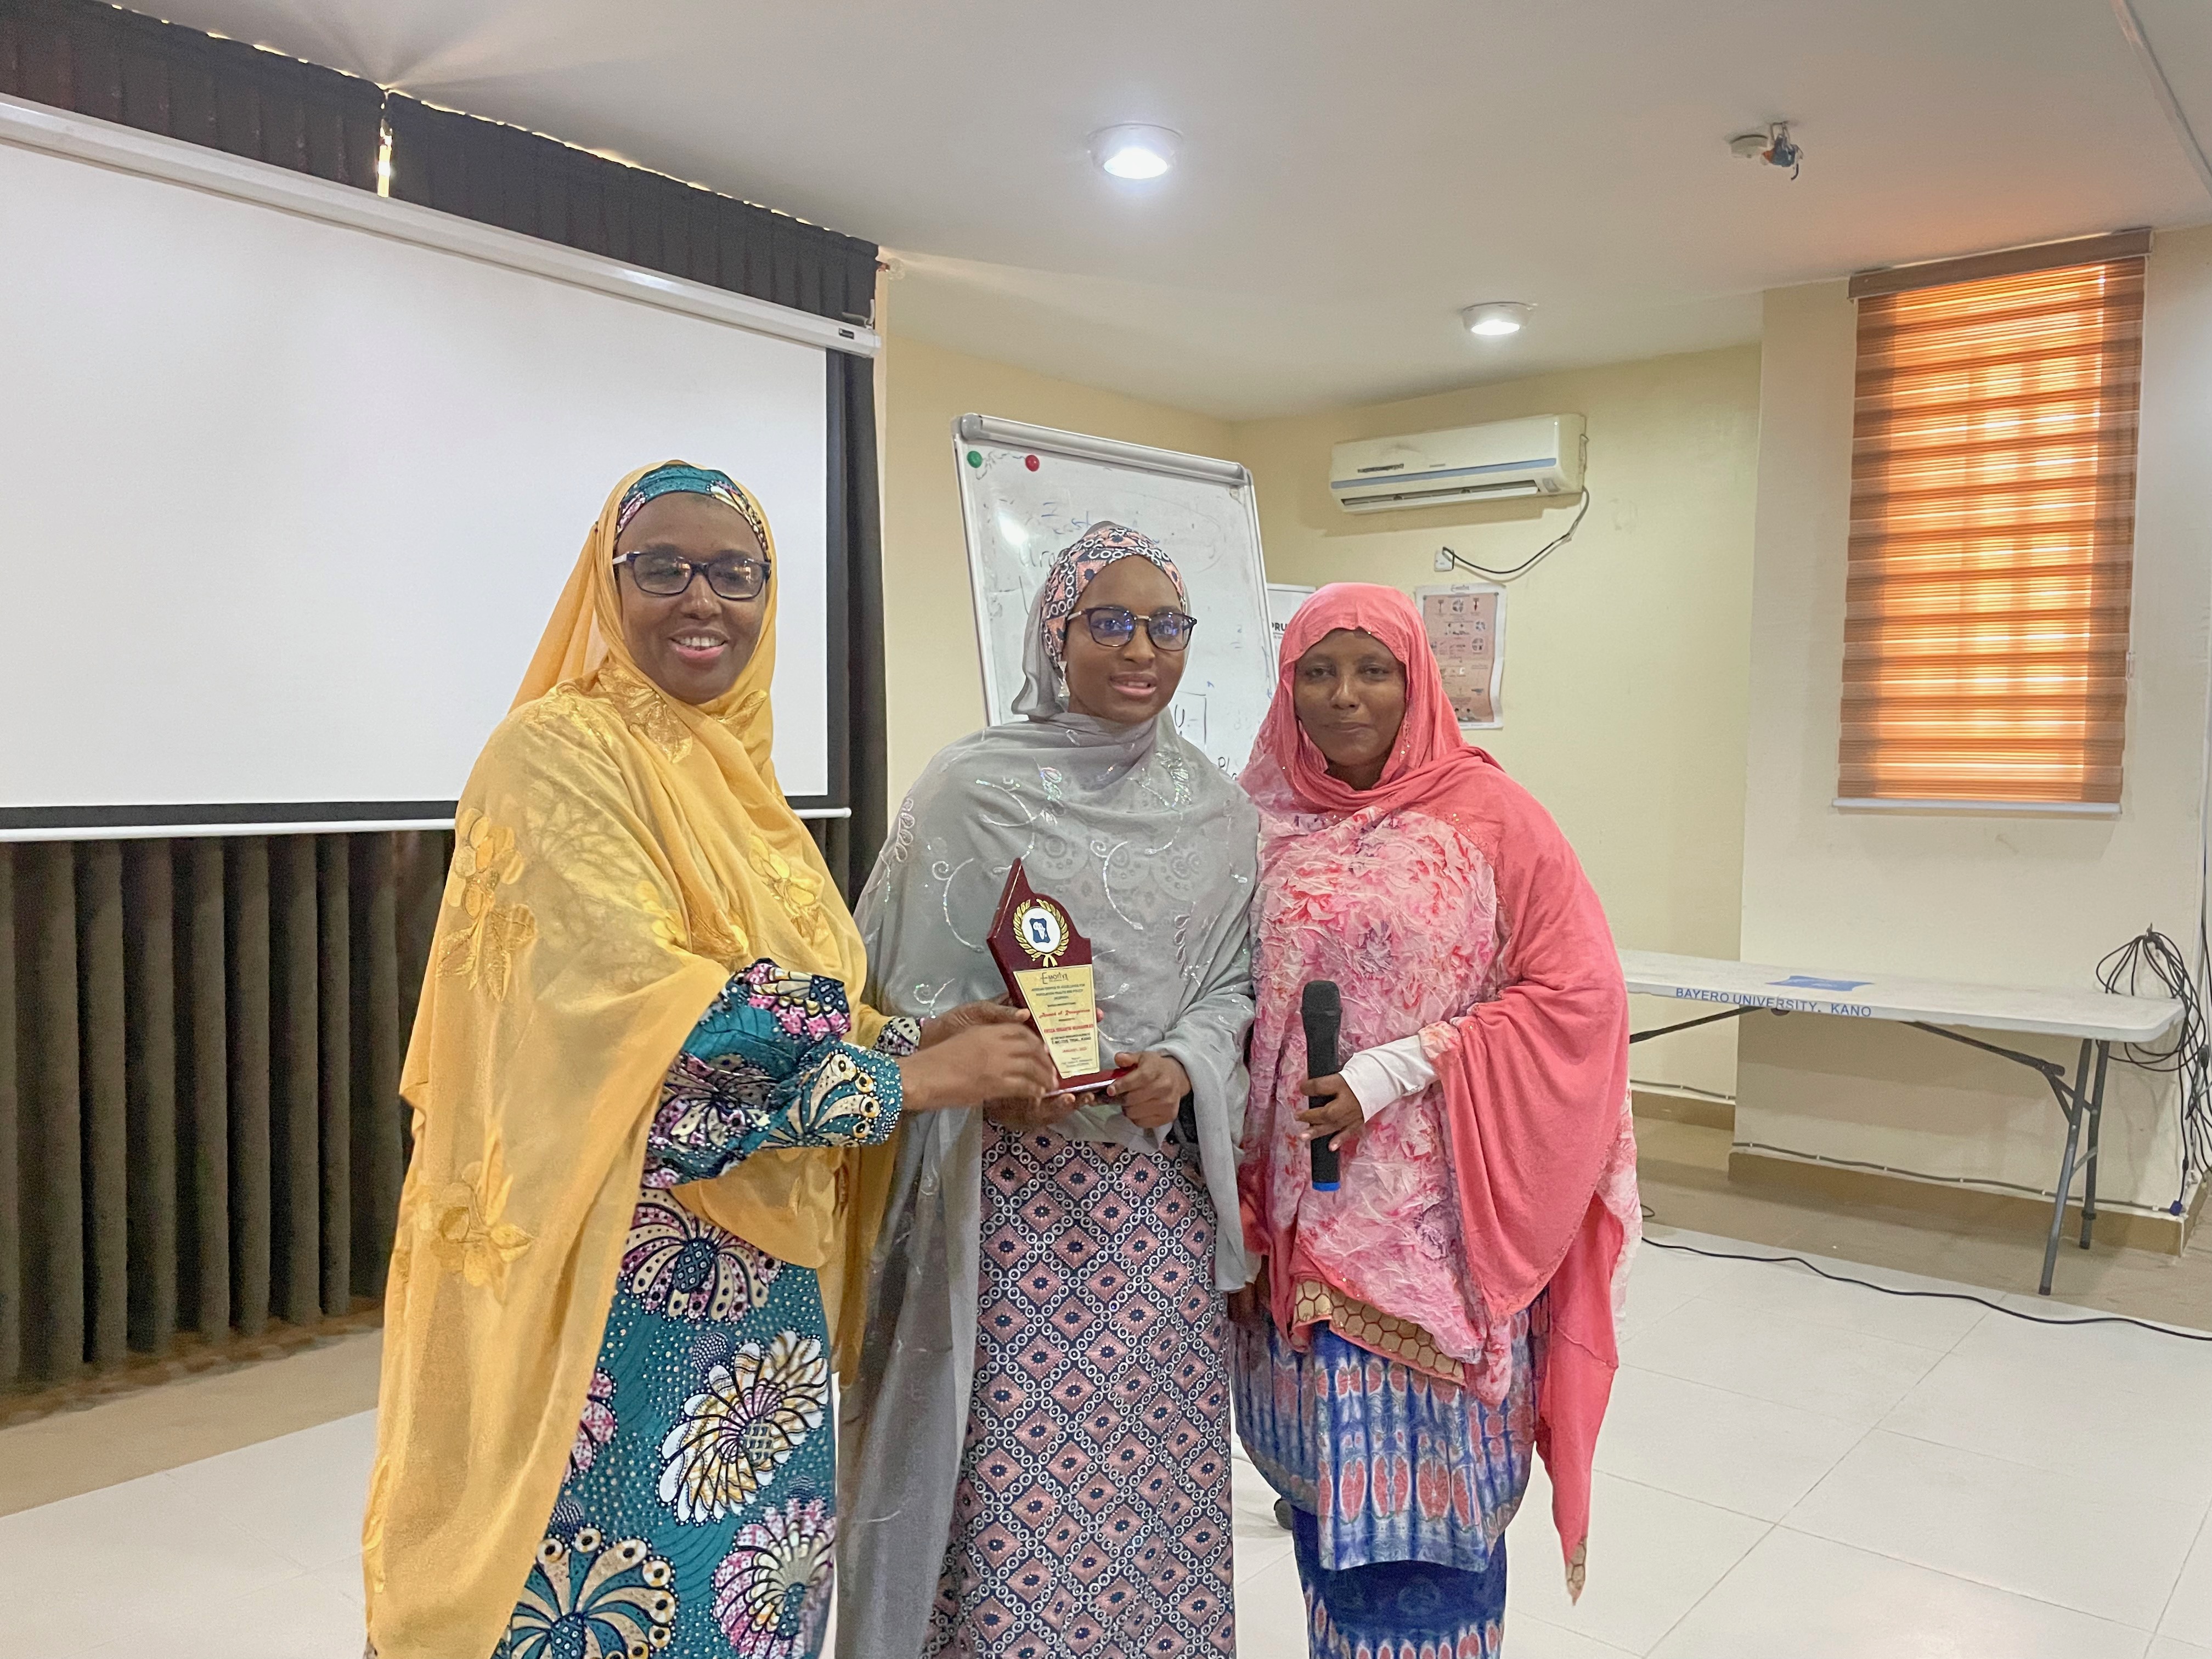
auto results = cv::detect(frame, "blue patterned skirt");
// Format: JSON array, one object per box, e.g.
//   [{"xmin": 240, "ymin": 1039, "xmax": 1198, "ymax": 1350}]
[
  {"xmin": 493, "ymin": 1188, "xmax": 839, "ymax": 1659},
  {"xmin": 1230, "ymin": 1299, "xmax": 1544, "ymax": 1659}
]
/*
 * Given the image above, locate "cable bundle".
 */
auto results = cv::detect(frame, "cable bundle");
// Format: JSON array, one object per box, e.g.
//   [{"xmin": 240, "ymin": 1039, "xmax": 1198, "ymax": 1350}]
[{"xmin": 2097, "ymin": 927, "xmax": 2211, "ymax": 1194}]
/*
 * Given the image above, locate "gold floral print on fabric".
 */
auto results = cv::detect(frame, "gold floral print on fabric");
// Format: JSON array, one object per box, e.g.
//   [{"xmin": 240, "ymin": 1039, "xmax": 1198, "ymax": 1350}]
[
  {"xmin": 528, "ymin": 684, "xmax": 619, "ymax": 753},
  {"xmin": 719, "ymin": 688, "xmax": 767, "ymax": 733},
  {"xmin": 440, "ymin": 809, "xmax": 539, "ymax": 999},
  {"xmin": 634, "ymin": 882, "xmax": 752, "ymax": 970},
  {"xmin": 747, "ymin": 832, "xmax": 829, "ymax": 940},
  {"xmin": 1291, "ymin": 1277, "xmax": 1466, "ymax": 1385},
  {"xmin": 594, "ymin": 661, "xmax": 693, "ymax": 760},
  {"xmin": 416, "ymin": 1144, "xmax": 533, "ymax": 1296}
]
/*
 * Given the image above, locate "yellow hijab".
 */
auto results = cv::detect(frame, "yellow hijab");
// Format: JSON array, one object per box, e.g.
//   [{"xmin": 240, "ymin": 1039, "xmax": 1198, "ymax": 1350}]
[{"xmin": 364, "ymin": 462, "xmax": 888, "ymax": 1658}]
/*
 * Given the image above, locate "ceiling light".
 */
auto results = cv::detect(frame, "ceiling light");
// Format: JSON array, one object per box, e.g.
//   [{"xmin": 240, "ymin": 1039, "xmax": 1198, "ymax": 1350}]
[
  {"xmin": 1460, "ymin": 301, "xmax": 1532, "ymax": 337},
  {"xmin": 1090, "ymin": 125, "xmax": 1180, "ymax": 180}
]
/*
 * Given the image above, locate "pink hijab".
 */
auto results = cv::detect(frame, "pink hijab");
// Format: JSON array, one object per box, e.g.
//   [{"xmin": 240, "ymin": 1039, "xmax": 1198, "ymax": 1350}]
[{"xmin": 1239, "ymin": 582, "xmax": 1638, "ymax": 1594}]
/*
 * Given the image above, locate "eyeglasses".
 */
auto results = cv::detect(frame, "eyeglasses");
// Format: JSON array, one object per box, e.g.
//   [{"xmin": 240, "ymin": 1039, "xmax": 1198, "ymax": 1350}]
[
  {"xmin": 614, "ymin": 549, "xmax": 772, "ymax": 601},
  {"xmin": 1065, "ymin": 605, "xmax": 1198, "ymax": 653}
]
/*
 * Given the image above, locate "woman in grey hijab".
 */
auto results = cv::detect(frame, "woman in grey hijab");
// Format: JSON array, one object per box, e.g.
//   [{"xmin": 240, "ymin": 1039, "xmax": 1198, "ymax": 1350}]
[{"xmin": 838, "ymin": 523, "xmax": 1257, "ymax": 1658}]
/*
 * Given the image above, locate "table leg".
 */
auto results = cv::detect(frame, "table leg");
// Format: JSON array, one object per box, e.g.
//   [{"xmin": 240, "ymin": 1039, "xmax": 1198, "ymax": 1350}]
[
  {"xmin": 2039, "ymin": 1039, "xmax": 2092, "ymax": 1297},
  {"xmin": 2080, "ymin": 1042, "xmax": 2108, "ymax": 1250}
]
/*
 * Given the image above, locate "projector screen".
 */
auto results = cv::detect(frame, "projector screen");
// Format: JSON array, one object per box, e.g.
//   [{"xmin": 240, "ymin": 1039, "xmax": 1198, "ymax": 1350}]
[{"xmin": 0, "ymin": 101, "xmax": 870, "ymax": 837}]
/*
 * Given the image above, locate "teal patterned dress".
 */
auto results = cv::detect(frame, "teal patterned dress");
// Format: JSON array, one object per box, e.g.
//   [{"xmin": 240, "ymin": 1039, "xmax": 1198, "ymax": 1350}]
[{"xmin": 492, "ymin": 959, "xmax": 916, "ymax": 1659}]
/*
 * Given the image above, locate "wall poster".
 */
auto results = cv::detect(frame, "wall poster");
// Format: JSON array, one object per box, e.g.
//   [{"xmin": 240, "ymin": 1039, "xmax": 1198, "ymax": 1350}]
[{"xmin": 1414, "ymin": 582, "xmax": 1505, "ymax": 728}]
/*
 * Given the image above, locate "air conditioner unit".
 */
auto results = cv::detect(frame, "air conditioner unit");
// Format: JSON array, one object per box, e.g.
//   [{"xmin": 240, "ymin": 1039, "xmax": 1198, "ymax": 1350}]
[{"xmin": 1329, "ymin": 414, "xmax": 1585, "ymax": 514}]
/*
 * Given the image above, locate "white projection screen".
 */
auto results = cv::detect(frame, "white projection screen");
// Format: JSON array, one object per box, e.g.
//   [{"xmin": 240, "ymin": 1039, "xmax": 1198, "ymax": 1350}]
[{"xmin": 0, "ymin": 99, "xmax": 874, "ymax": 838}]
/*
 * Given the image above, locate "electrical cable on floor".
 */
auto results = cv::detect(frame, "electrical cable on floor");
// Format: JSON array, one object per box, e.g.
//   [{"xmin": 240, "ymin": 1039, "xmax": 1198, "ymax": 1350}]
[
  {"xmin": 1637, "ymin": 1222, "xmax": 2211, "ymax": 1345},
  {"xmin": 1437, "ymin": 490, "xmax": 1593, "ymax": 583}
]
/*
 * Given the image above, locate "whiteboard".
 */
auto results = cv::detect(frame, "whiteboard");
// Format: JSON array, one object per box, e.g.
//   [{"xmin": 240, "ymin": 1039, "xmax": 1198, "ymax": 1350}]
[
  {"xmin": 0, "ymin": 98, "xmax": 863, "ymax": 837},
  {"xmin": 953, "ymin": 415, "xmax": 1275, "ymax": 778}
]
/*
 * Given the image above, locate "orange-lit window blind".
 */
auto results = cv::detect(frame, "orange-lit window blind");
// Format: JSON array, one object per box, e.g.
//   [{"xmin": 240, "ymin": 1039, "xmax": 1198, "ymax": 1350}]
[{"xmin": 1839, "ymin": 236, "xmax": 2145, "ymax": 808}]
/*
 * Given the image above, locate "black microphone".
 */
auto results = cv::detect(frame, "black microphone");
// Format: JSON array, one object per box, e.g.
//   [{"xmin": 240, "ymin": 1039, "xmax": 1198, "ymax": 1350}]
[{"xmin": 1301, "ymin": 980, "xmax": 1342, "ymax": 1192}]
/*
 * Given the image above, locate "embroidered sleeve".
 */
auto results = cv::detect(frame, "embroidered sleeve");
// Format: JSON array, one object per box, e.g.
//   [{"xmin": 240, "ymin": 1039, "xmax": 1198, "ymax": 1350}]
[
  {"xmin": 872, "ymin": 1016, "xmax": 922, "ymax": 1058},
  {"xmin": 644, "ymin": 958, "xmax": 905, "ymax": 1186}
]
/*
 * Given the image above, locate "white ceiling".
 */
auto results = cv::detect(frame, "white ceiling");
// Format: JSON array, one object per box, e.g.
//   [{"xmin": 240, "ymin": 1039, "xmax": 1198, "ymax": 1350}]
[{"xmin": 144, "ymin": 0, "xmax": 2212, "ymax": 419}]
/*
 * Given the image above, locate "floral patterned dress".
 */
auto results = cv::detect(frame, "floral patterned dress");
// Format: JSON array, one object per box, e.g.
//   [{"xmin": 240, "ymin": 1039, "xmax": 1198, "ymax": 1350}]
[{"xmin": 490, "ymin": 961, "xmax": 916, "ymax": 1659}]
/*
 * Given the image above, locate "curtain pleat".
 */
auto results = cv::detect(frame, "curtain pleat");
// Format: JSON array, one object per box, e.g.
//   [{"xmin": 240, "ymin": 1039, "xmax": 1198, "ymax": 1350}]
[
  {"xmin": 24, "ymin": 845, "xmax": 83, "ymax": 1381},
  {"xmin": 1, "ymin": 832, "xmax": 437, "ymax": 1392},
  {"xmin": 226, "ymin": 838, "xmax": 271, "ymax": 1338},
  {"xmin": 318, "ymin": 838, "xmax": 352, "ymax": 1320},
  {"xmin": 75, "ymin": 842, "xmax": 128, "ymax": 1368},
  {"xmin": 351, "ymin": 837, "xmax": 402, "ymax": 1300},
  {"xmin": 122, "ymin": 842, "xmax": 177, "ymax": 1354}
]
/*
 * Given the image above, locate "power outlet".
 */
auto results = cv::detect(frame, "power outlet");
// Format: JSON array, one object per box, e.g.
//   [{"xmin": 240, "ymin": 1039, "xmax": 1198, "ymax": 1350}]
[{"xmin": 1434, "ymin": 548, "xmax": 1455, "ymax": 572}]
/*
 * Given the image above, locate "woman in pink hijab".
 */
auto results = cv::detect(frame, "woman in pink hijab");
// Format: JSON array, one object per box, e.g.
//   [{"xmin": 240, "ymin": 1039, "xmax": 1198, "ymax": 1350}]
[{"xmin": 1232, "ymin": 583, "xmax": 1639, "ymax": 1657}]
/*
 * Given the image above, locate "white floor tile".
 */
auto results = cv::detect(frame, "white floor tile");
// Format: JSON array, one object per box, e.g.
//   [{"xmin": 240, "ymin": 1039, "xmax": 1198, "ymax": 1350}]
[
  {"xmin": 1618, "ymin": 1295, "xmax": 1944, "ymax": 1426},
  {"xmin": 1504, "ymin": 1615, "xmax": 1641, "ymax": 1656},
  {"xmin": 1616, "ymin": 1236, "xmax": 1727, "ymax": 1338},
  {"xmin": 77, "ymin": 1565, "xmax": 365, "ymax": 1659},
  {"xmin": 161, "ymin": 1409, "xmax": 377, "ymax": 1573},
  {"xmin": 1234, "ymin": 1549, "xmax": 1309, "ymax": 1657},
  {"xmin": 1880, "ymin": 1319, "xmax": 2212, "ymax": 1506},
  {"xmin": 1680, "ymin": 1243, "xmax": 1991, "ymax": 1352},
  {"xmin": 2164, "ymin": 1510, "xmax": 2212, "ymax": 1646},
  {"xmin": 1786, "ymin": 1430, "xmax": 2203, "ymax": 1629},
  {"xmin": 1230, "ymin": 1456, "xmax": 1295, "ymax": 1585},
  {"xmin": 1506, "ymin": 1464, "xmax": 1770, "ymax": 1656},
  {"xmin": 2149, "ymin": 1640, "xmax": 2212, "ymax": 1659},
  {"xmin": 1594, "ymin": 1365, "xmax": 1867, "ymax": 1521},
  {"xmin": 312, "ymin": 1555, "xmax": 365, "ymax": 1609},
  {"xmin": 1651, "ymin": 1528, "xmax": 2154, "ymax": 1659},
  {"xmin": 0, "ymin": 1469, "xmax": 310, "ymax": 1654}
]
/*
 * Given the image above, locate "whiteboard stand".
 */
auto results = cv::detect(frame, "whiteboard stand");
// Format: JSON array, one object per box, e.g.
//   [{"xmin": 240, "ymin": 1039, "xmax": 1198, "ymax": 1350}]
[{"xmin": 952, "ymin": 414, "xmax": 1276, "ymax": 778}]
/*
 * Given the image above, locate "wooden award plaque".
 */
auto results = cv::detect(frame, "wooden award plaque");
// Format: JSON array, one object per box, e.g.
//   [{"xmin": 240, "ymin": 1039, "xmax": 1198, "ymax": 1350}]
[{"xmin": 987, "ymin": 859, "xmax": 1122, "ymax": 1093}]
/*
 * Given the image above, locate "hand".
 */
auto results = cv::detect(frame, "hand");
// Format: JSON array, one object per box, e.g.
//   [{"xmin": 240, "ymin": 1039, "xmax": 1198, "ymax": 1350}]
[
  {"xmin": 917, "ymin": 997, "xmax": 1029, "ymax": 1049},
  {"xmin": 1294, "ymin": 1073, "xmax": 1362, "ymax": 1154},
  {"xmin": 1108, "ymin": 1051, "xmax": 1190, "ymax": 1131},
  {"xmin": 898, "ymin": 1022, "xmax": 1054, "ymax": 1113}
]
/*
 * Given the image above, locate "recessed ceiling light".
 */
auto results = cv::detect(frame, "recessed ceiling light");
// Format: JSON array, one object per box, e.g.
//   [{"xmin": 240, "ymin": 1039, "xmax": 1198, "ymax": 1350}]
[
  {"xmin": 1090, "ymin": 125, "xmax": 1180, "ymax": 180},
  {"xmin": 1461, "ymin": 301, "xmax": 1533, "ymax": 337}
]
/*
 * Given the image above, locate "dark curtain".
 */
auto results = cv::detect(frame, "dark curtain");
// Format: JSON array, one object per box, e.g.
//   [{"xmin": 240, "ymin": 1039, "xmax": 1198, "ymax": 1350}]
[
  {"xmin": 381, "ymin": 94, "xmax": 877, "ymax": 326},
  {"xmin": 0, "ymin": 0, "xmax": 382, "ymax": 188},
  {"xmin": 2, "ymin": 834, "xmax": 448, "ymax": 1389}
]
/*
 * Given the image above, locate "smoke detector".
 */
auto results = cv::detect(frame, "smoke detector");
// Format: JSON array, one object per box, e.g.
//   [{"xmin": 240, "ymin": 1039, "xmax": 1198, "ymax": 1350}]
[{"xmin": 1730, "ymin": 121, "xmax": 1803, "ymax": 179}]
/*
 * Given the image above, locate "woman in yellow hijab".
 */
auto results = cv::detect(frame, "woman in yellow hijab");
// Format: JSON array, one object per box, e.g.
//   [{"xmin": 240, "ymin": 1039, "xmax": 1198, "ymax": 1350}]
[{"xmin": 363, "ymin": 462, "xmax": 1054, "ymax": 1659}]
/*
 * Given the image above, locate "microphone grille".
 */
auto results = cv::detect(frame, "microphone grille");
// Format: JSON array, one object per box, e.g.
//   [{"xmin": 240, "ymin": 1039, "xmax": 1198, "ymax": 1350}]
[{"xmin": 1301, "ymin": 979, "xmax": 1341, "ymax": 1019}]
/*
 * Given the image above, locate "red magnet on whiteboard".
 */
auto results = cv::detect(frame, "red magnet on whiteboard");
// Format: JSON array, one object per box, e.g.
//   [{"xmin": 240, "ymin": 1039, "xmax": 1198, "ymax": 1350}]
[{"xmin": 1024, "ymin": 454, "xmax": 1040, "ymax": 471}]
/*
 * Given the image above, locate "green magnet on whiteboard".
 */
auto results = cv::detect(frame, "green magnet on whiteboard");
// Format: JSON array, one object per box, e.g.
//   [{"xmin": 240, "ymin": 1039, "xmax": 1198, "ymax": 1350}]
[{"xmin": 966, "ymin": 450, "xmax": 983, "ymax": 467}]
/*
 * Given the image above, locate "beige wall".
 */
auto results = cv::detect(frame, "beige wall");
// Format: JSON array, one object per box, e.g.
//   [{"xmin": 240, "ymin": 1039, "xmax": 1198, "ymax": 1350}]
[
  {"xmin": 1233, "ymin": 347, "xmax": 1764, "ymax": 1101},
  {"xmin": 878, "ymin": 329, "xmax": 1232, "ymax": 800},
  {"xmin": 1737, "ymin": 226, "xmax": 2212, "ymax": 1220}
]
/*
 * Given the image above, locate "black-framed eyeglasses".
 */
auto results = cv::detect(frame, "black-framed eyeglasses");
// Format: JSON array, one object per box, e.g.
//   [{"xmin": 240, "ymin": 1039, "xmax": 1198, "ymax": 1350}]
[
  {"xmin": 614, "ymin": 549, "xmax": 772, "ymax": 601},
  {"xmin": 1065, "ymin": 605, "xmax": 1198, "ymax": 653}
]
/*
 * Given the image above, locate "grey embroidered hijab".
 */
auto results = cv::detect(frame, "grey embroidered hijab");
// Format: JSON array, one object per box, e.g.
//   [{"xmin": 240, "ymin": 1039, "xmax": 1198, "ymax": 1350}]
[{"xmin": 835, "ymin": 524, "xmax": 1257, "ymax": 1659}]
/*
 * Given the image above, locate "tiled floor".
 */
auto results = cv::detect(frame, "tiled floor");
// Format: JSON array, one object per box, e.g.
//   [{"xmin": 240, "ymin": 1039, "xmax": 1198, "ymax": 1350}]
[{"xmin": 1, "ymin": 1227, "xmax": 2207, "ymax": 1657}]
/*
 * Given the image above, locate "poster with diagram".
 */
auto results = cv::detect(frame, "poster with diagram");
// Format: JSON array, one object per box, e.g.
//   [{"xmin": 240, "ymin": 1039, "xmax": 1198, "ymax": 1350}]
[{"xmin": 1415, "ymin": 583, "xmax": 1505, "ymax": 728}]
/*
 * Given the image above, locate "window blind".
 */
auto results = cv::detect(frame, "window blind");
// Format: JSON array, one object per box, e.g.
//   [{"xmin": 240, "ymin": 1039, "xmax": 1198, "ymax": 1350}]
[{"xmin": 1839, "ymin": 243, "xmax": 2145, "ymax": 808}]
